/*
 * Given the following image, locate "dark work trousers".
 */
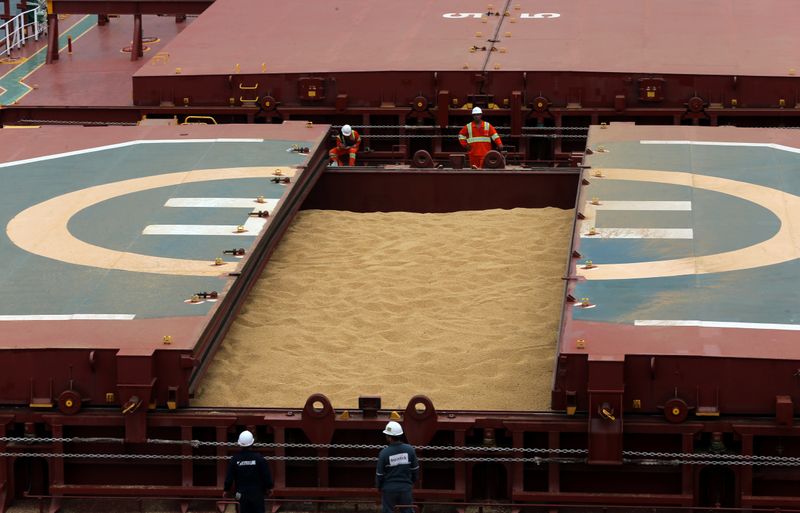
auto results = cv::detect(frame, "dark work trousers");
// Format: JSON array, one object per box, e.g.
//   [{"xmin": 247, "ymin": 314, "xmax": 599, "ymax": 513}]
[
  {"xmin": 381, "ymin": 489, "xmax": 414, "ymax": 513},
  {"xmin": 237, "ymin": 489, "xmax": 266, "ymax": 513}
]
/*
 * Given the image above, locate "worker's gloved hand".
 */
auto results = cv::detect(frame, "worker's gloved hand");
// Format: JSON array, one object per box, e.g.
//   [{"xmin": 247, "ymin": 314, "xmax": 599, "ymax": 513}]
[{"xmin": 234, "ymin": 492, "xmax": 241, "ymax": 500}]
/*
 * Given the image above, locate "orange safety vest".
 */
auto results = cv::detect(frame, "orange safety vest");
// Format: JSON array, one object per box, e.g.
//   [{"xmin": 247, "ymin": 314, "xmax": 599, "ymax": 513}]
[
  {"xmin": 335, "ymin": 131, "xmax": 361, "ymax": 152},
  {"xmin": 458, "ymin": 121, "xmax": 502, "ymax": 157}
]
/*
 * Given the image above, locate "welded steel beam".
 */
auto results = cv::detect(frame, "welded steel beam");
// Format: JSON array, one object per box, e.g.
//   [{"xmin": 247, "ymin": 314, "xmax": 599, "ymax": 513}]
[{"xmin": 50, "ymin": 0, "xmax": 214, "ymax": 15}]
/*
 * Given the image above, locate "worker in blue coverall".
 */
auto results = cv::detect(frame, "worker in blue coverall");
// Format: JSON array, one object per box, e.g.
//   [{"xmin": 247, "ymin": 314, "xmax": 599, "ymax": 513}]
[
  {"xmin": 224, "ymin": 430, "xmax": 274, "ymax": 513},
  {"xmin": 376, "ymin": 421, "xmax": 419, "ymax": 513}
]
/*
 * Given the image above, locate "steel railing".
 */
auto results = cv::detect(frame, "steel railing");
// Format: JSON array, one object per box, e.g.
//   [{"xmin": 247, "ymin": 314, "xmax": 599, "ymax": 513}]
[{"xmin": 0, "ymin": 5, "xmax": 47, "ymax": 58}]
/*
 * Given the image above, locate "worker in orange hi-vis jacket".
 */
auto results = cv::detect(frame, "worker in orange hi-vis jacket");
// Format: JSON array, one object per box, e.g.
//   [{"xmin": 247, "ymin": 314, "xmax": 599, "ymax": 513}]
[
  {"xmin": 458, "ymin": 107, "xmax": 504, "ymax": 169},
  {"xmin": 329, "ymin": 124, "xmax": 361, "ymax": 166}
]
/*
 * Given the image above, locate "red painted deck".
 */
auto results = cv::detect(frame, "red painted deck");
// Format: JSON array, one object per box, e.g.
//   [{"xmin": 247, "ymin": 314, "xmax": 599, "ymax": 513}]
[
  {"xmin": 17, "ymin": 14, "xmax": 191, "ymax": 107},
  {"xmin": 134, "ymin": 0, "xmax": 800, "ymax": 77}
]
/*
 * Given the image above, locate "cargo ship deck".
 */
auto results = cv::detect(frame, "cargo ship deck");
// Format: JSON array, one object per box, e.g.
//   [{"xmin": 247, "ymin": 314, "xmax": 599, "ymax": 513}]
[
  {"xmin": 0, "ymin": 121, "xmax": 328, "ymax": 411},
  {"xmin": 554, "ymin": 124, "xmax": 800, "ymax": 423}
]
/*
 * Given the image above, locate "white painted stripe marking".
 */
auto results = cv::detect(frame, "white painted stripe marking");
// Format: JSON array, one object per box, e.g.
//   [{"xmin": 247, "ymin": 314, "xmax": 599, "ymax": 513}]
[
  {"xmin": 0, "ymin": 314, "xmax": 136, "ymax": 321},
  {"xmin": 143, "ymin": 217, "xmax": 266, "ymax": 236},
  {"xmin": 593, "ymin": 201, "xmax": 692, "ymax": 211},
  {"xmin": 581, "ymin": 228, "xmax": 694, "ymax": 239},
  {"xmin": 145, "ymin": 196, "xmax": 276, "ymax": 237},
  {"xmin": 0, "ymin": 139, "xmax": 265, "ymax": 169},
  {"xmin": 635, "ymin": 320, "xmax": 800, "ymax": 331},
  {"xmin": 640, "ymin": 140, "xmax": 800, "ymax": 155},
  {"xmin": 165, "ymin": 197, "xmax": 279, "ymax": 209}
]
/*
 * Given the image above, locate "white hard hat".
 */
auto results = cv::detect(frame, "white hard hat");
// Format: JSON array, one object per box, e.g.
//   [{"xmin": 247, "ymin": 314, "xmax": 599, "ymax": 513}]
[
  {"xmin": 237, "ymin": 430, "xmax": 254, "ymax": 447},
  {"xmin": 383, "ymin": 421, "xmax": 403, "ymax": 436},
  {"xmin": 341, "ymin": 124, "xmax": 353, "ymax": 136},
  {"xmin": 471, "ymin": 107, "xmax": 482, "ymax": 115}
]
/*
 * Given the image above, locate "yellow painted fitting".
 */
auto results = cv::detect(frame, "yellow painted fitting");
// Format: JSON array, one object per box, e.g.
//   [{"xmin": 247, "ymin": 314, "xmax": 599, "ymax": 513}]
[
  {"xmin": 596, "ymin": 145, "xmax": 607, "ymax": 152},
  {"xmin": 601, "ymin": 408, "xmax": 616, "ymax": 421},
  {"xmin": 463, "ymin": 64, "xmax": 469, "ymax": 70},
  {"xmin": 583, "ymin": 260, "xmax": 597, "ymax": 269},
  {"xmin": 306, "ymin": 121, "xmax": 313, "ymax": 128},
  {"xmin": 257, "ymin": 195, "xmax": 266, "ymax": 203},
  {"xmin": 175, "ymin": 67, "xmax": 182, "ymax": 74},
  {"xmin": 274, "ymin": 169, "xmax": 283, "ymax": 176},
  {"xmin": 566, "ymin": 405, "xmax": 576, "ymax": 415},
  {"xmin": 469, "ymin": 47, "xmax": 476, "ymax": 53},
  {"xmin": 451, "ymin": 98, "xmax": 459, "ymax": 105},
  {"xmin": 790, "ymin": 68, "xmax": 796, "ymax": 76},
  {"xmin": 190, "ymin": 294, "xmax": 201, "ymax": 303},
  {"xmin": 633, "ymin": 399, "xmax": 642, "ymax": 409},
  {"xmin": 229, "ymin": 97, "xmax": 235, "ymax": 105},
  {"xmin": 105, "ymin": 393, "xmax": 115, "ymax": 403},
  {"xmin": 731, "ymin": 98, "xmax": 738, "ymax": 107},
  {"xmin": 587, "ymin": 226, "xmax": 598, "ymax": 236},
  {"xmin": 494, "ymin": 64, "xmax": 501, "ymax": 70},
  {"xmin": 234, "ymin": 63, "xmax": 240, "ymax": 73},
  {"xmin": 163, "ymin": 335, "xmax": 172, "ymax": 344},
  {"xmin": 262, "ymin": 62, "xmax": 267, "ymax": 72},
  {"xmin": 167, "ymin": 400, "xmax": 177, "ymax": 410},
  {"xmin": 236, "ymin": 225, "xmax": 246, "ymax": 233},
  {"xmin": 338, "ymin": 410, "xmax": 351, "ymax": 420},
  {"xmin": 487, "ymin": 4, "xmax": 493, "ymax": 10},
  {"xmin": 581, "ymin": 297, "xmax": 591, "ymax": 307},
  {"xmin": 481, "ymin": 18, "xmax": 488, "ymax": 24},
  {"xmin": 779, "ymin": 99, "xmax": 786, "ymax": 108},
  {"xmin": 214, "ymin": 257, "xmax": 224, "ymax": 266},
  {"xmin": 600, "ymin": 122, "xmax": 608, "ymax": 129},
  {"xmin": 503, "ymin": 98, "xmax": 509, "ymax": 106},
  {"xmin": 499, "ymin": 47, "xmax": 507, "ymax": 53},
  {"xmin": 504, "ymin": 31, "xmax": 511, "ymax": 37},
  {"xmin": 576, "ymin": 338, "xmax": 586, "ymax": 349},
  {"xmin": 389, "ymin": 411, "xmax": 402, "ymax": 420},
  {"xmin": 183, "ymin": 97, "xmax": 189, "ymax": 106},
  {"xmin": 592, "ymin": 169, "xmax": 604, "ymax": 177},
  {"xmin": 590, "ymin": 197, "xmax": 601, "ymax": 205},
  {"xmin": 475, "ymin": 32, "xmax": 482, "ymax": 37}
]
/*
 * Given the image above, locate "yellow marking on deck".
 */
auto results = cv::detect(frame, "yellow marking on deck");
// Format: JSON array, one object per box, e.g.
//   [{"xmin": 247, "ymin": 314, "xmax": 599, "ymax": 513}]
[
  {"xmin": 6, "ymin": 167, "xmax": 294, "ymax": 276},
  {"xmin": 576, "ymin": 168, "xmax": 800, "ymax": 280}
]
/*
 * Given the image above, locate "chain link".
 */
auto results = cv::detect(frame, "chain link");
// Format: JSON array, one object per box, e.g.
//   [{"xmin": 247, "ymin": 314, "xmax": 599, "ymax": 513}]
[
  {"xmin": 0, "ymin": 451, "xmax": 576, "ymax": 464},
  {"xmin": 331, "ymin": 125, "xmax": 589, "ymax": 131},
  {"xmin": 18, "ymin": 119, "xmax": 137, "ymax": 126},
  {"xmin": 4, "ymin": 451, "xmax": 800, "ymax": 466},
  {"xmin": 334, "ymin": 134, "xmax": 586, "ymax": 139},
  {"xmin": 5, "ymin": 438, "xmax": 800, "ymax": 466}
]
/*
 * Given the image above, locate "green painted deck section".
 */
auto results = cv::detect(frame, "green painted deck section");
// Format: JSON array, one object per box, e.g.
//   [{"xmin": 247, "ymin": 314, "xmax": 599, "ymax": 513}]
[
  {"xmin": 574, "ymin": 138, "xmax": 800, "ymax": 326},
  {"xmin": 0, "ymin": 137, "xmax": 309, "ymax": 318},
  {"xmin": 0, "ymin": 15, "xmax": 97, "ymax": 105}
]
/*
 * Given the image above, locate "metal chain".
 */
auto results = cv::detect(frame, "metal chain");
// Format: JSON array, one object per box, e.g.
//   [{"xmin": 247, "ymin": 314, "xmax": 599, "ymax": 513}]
[
  {"xmin": 624, "ymin": 450, "xmax": 800, "ymax": 463},
  {"xmin": 331, "ymin": 125, "xmax": 588, "ymax": 131},
  {"xmin": 18, "ymin": 119, "xmax": 137, "ymax": 126},
  {"xmin": 147, "ymin": 439, "xmax": 589, "ymax": 454},
  {"xmin": 5, "ymin": 438, "xmax": 799, "ymax": 466},
  {"xmin": 343, "ymin": 134, "xmax": 586, "ymax": 139},
  {"xmin": 0, "ymin": 451, "xmax": 576, "ymax": 463},
  {"xmin": 4, "ymin": 451, "xmax": 800, "ymax": 466}
]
